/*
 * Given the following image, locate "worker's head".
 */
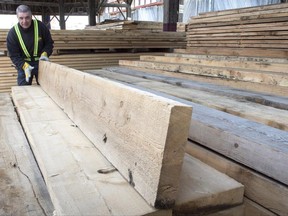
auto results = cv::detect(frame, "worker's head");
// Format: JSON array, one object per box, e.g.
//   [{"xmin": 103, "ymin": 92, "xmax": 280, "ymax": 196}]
[{"xmin": 16, "ymin": 5, "xmax": 32, "ymax": 29}]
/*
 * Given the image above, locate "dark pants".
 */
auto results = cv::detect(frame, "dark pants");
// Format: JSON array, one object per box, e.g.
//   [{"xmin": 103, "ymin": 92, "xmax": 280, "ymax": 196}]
[{"xmin": 17, "ymin": 61, "xmax": 39, "ymax": 86}]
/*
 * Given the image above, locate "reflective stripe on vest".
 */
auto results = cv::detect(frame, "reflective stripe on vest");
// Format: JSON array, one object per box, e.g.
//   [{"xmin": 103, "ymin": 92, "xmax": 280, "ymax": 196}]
[{"xmin": 14, "ymin": 19, "xmax": 39, "ymax": 61}]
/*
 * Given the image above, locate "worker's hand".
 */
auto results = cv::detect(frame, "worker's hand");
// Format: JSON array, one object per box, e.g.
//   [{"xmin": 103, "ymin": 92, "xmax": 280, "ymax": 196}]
[
  {"xmin": 23, "ymin": 62, "xmax": 34, "ymax": 82},
  {"xmin": 39, "ymin": 52, "xmax": 49, "ymax": 61}
]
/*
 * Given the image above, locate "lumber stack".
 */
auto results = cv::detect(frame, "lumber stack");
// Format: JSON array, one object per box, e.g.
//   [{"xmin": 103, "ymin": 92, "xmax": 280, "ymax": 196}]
[
  {"xmin": 85, "ymin": 64, "xmax": 288, "ymax": 215},
  {"xmin": 7, "ymin": 61, "xmax": 245, "ymax": 215},
  {"xmin": 0, "ymin": 28, "xmax": 186, "ymax": 54},
  {"xmin": 119, "ymin": 52, "xmax": 288, "ymax": 99},
  {"xmin": 108, "ymin": 60, "xmax": 288, "ymax": 131},
  {"xmin": 0, "ymin": 29, "xmax": 8, "ymax": 53},
  {"xmin": 51, "ymin": 29, "xmax": 186, "ymax": 53},
  {"xmin": 186, "ymin": 3, "xmax": 288, "ymax": 58},
  {"xmin": 0, "ymin": 56, "xmax": 16, "ymax": 93},
  {"xmin": 0, "ymin": 52, "xmax": 164, "ymax": 93},
  {"xmin": 86, "ymin": 20, "xmax": 186, "ymax": 32}
]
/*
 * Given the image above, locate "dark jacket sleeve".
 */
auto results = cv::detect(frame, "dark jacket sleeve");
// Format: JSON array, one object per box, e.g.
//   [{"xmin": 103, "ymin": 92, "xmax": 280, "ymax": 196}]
[
  {"xmin": 38, "ymin": 21, "xmax": 54, "ymax": 57},
  {"xmin": 6, "ymin": 27, "xmax": 25, "ymax": 70}
]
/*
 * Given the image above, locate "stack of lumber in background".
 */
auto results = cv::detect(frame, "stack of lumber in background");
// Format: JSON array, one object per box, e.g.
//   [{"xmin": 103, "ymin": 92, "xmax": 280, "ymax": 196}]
[
  {"xmin": 50, "ymin": 29, "xmax": 186, "ymax": 53},
  {"xmin": 0, "ymin": 28, "xmax": 186, "ymax": 54},
  {"xmin": 0, "ymin": 26, "xmax": 185, "ymax": 92},
  {"xmin": 185, "ymin": 2, "xmax": 288, "ymax": 58},
  {"xmin": 0, "ymin": 52, "xmax": 164, "ymax": 93},
  {"xmin": 90, "ymin": 51, "xmax": 288, "ymax": 215},
  {"xmin": 91, "ymin": 5, "xmax": 288, "ymax": 213},
  {"xmin": 85, "ymin": 20, "xmax": 186, "ymax": 32},
  {"xmin": 0, "ymin": 29, "xmax": 7, "ymax": 54}
]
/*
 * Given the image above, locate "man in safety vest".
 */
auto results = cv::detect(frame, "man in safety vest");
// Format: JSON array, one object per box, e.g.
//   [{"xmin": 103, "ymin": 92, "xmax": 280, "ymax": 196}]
[{"xmin": 6, "ymin": 4, "xmax": 54, "ymax": 86}]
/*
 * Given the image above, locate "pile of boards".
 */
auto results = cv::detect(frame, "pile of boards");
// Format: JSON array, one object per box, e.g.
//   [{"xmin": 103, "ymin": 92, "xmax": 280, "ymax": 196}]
[
  {"xmin": 90, "ymin": 49, "xmax": 288, "ymax": 215},
  {"xmin": 1, "ymin": 3, "xmax": 288, "ymax": 215},
  {"xmin": 0, "ymin": 26, "xmax": 185, "ymax": 93},
  {"xmin": 0, "ymin": 52, "xmax": 164, "ymax": 93},
  {"xmin": 1, "ymin": 61, "xmax": 246, "ymax": 215},
  {"xmin": 0, "ymin": 28, "xmax": 186, "ymax": 54},
  {"xmin": 186, "ymin": 2, "xmax": 288, "ymax": 58},
  {"xmin": 110, "ymin": 4, "xmax": 288, "ymax": 214},
  {"xmin": 86, "ymin": 20, "xmax": 186, "ymax": 32}
]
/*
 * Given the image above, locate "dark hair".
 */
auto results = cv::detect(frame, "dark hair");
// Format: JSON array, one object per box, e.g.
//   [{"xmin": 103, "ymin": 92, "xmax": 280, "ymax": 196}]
[{"xmin": 16, "ymin": 5, "xmax": 32, "ymax": 15}]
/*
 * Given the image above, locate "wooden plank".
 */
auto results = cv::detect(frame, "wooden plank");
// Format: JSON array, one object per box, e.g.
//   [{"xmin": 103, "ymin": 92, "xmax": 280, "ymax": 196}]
[
  {"xmin": 90, "ymin": 68, "xmax": 288, "ymax": 131},
  {"xmin": 185, "ymin": 141, "xmax": 288, "ymax": 216},
  {"xmin": 84, "ymin": 67, "xmax": 288, "ymax": 186},
  {"xmin": 0, "ymin": 93, "xmax": 54, "ymax": 216},
  {"xmin": 206, "ymin": 204, "xmax": 244, "ymax": 216},
  {"xmin": 11, "ymin": 86, "xmax": 172, "ymax": 216},
  {"xmin": 104, "ymin": 67, "xmax": 288, "ymax": 111},
  {"xmin": 187, "ymin": 42, "xmax": 288, "ymax": 49},
  {"xmin": 140, "ymin": 55, "xmax": 288, "ymax": 73},
  {"xmin": 243, "ymin": 198, "xmax": 277, "ymax": 216},
  {"xmin": 119, "ymin": 60, "xmax": 288, "ymax": 87},
  {"xmin": 175, "ymin": 47, "xmax": 288, "ymax": 60},
  {"xmin": 188, "ymin": 22, "xmax": 288, "ymax": 34},
  {"xmin": 38, "ymin": 61, "xmax": 192, "ymax": 208},
  {"xmin": 174, "ymin": 154, "xmax": 243, "ymax": 215},
  {"xmin": 166, "ymin": 52, "xmax": 288, "ymax": 64},
  {"xmin": 186, "ymin": 31, "xmax": 288, "ymax": 38}
]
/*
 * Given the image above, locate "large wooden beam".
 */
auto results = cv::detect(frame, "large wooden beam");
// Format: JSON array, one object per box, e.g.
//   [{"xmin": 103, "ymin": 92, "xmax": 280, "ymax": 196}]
[
  {"xmin": 38, "ymin": 61, "xmax": 192, "ymax": 208},
  {"xmin": 11, "ymin": 86, "xmax": 244, "ymax": 214},
  {"xmin": 11, "ymin": 86, "xmax": 172, "ymax": 216}
]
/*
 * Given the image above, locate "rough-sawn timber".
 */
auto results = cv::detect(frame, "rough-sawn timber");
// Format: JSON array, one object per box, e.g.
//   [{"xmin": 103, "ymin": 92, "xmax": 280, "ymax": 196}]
[{"xmin": 38, "ymin": 61, "xmax": 192, "ymax": 208}]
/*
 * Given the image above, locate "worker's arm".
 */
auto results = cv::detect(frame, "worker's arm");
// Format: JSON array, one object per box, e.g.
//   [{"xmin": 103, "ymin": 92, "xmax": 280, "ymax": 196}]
[{"xmin": 38, "ymin": 21, "xmax": 54, "ymax": 58}]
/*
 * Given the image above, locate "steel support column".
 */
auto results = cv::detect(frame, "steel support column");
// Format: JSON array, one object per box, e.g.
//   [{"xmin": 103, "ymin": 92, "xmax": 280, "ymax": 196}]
[
  {"xmin": 42, "ymin": 14, "xmax": 51, "ymax": 29},
  {"xmin": 88, "ymin": 0, "xmax": 96, "ymax": 26},
  {"xmin": 59, "ymin": 0, "xmax": 66, "ymax": 29},
  {"xmin": 163, "ymin": 0, "xmax": 179, "ymax": 32}
]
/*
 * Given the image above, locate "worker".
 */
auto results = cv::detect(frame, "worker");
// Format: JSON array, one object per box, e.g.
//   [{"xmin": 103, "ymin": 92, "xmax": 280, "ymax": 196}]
[{"xmin": 6, "ymin": 4, "xmax": 54, "ymax": 86}]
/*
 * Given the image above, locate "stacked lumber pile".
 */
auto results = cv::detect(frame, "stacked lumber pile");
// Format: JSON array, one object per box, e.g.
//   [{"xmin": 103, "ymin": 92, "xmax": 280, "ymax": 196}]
[
  {"xmin": 86, "ymin": 20, "xmax": 186, "ymax": 32},
  {"xmin": 119, "ymin": 53, "xmax": 288, "ymax": 99},
  {"xmin": 3, "ymin": 61, "xmax": 245, "ymax": 215},
  {"xmin": 51, "ymin": 29, "xmax": 186, "ymax": 53},
  {"xmin": 0, "ymin": 56, "xmax": 16, "ymax": 93},
  {"xmin": 0, "ymin": 52, "xmax": 164, "ymax": 93},
  {"xmin": 0, "ymin": 29, "xmax": 8, "ymax": 53},
  {"xmin": 185, "ymin": 3, "xmax": 288, "ymax": 58},
  {"xmin": 94, "ymin": 49, "xmax": 288, "ymax": 215},
  {"xmin": 0, "ymin": 28, "xmax": 186, "ymax": 54}
]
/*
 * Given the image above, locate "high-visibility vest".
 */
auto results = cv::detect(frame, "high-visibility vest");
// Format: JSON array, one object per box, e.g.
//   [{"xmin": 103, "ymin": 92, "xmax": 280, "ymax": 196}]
[{"xmin": 14, "ymin": 19, "xmax": 39, "ymax": 62}]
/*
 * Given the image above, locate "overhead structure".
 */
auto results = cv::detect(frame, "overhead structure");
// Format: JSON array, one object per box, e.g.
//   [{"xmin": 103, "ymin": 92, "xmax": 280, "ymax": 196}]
[{"xmin": 0, "ymin": 0, "xmax": 133, "ymax": 29}]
